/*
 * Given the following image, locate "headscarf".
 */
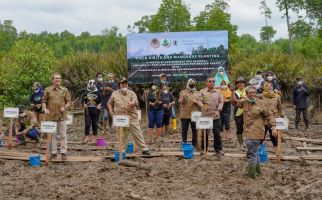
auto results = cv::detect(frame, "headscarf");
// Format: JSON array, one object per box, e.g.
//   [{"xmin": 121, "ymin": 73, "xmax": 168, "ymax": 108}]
[
  {"xmin": 87, "ymin": 79, "xmax": 97, "ymax": 92},
  {"xmin": 262, "ymin": 82, "xmax": 279, "ymax": 98},
  {"xmin": 220, "ymin": 80, "xmax": 232, "ymax": 100},
  {"xmin": 32, "ymin": 82, "xmax": 43, "ymax": 95},
  {"xmin": 186, "ymin": 78, "xmax": 196, "ymax": 91},
  {"xmin": 214, "ymin": 66, "xmax": 230, "ymax": 87}
]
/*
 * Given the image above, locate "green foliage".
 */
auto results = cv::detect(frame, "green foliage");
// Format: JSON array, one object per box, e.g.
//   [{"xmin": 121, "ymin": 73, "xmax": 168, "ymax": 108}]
[
  {"xmin": 0, "ymin": 39, "xmax": 57, "ymax": 107},
  {"xmin": 260, "ymin": 26, "xmax": 277, "ymax": 42},
  {"xmin": 148, "ymin": 0, "xmax": 191, "ymax": 32},
  {"xmin": 0, "ymin": 20, "xmax": 17, "ymax": 52},
  {"xmin": 56, "ymin": 46, "xmax": 127, "ymax": 98},
  {"xmin": 290, "ymin": 19, "xmax": 313, "ymax": 39}
]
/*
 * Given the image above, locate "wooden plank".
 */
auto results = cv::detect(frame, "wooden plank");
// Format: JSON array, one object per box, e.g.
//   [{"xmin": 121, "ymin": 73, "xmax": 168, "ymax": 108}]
[
  {"xmin": 283, "ymin": 136, "xmax": 322, "ymax": 144},
  {"xmin": 38, "ymin": 146, "xmax": 112, "ymax": 151},
  {"xmin": 296, "ymin": 147, "xmax": 322, "ymax": 151}
]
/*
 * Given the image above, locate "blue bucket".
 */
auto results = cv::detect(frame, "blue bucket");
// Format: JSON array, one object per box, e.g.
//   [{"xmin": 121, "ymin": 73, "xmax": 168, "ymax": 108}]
[
  {"xmin": 257, "ymin": 144, "xmax": 268, "ymax": 164},
  {"xmin": 180, "ymin": 142, "xmax": 191, "ymax": 151},
  {"xmin": 29, "ymin": 155, "xmax": 41, "ymax": 167},
  {"xmin": 126, "ymin": 142, "xmax": 134, "ymax": 154},
  {"xmin": 114, "ymin": 151, "xmax": 126, "ymax": 162},
  {"xmin": 182, "ymin": 144, "xmax": 194, "ymax": 159}
]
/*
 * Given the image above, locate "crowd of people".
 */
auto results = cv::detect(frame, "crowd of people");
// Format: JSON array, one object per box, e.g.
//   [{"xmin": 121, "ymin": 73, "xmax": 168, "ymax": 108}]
[{"xmin": 1, "ymin": 68, "xmax": 312, "ymax": 178}]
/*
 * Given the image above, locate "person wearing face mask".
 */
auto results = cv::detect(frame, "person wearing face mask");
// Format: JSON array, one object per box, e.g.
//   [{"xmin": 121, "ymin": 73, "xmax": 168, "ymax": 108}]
[
  {"xmin": 30, "ymin": 82, "xmax": 46, "ymax": 122},
  {"xmin": 194, "ymin": 77, "xmax": 224, "ymax": 156},
  {"xmin": 249, "ymin": 70, "xmax": 264, "ymax": 92},
  {"xmin": 179, "ymin": 79, "xmax": 199, "ymax": 147},
  {"xmin": 145, "ymin": 79, "xmax": 164, "ymax": 143},
  {"xmin": 259, "ymin": 71, "xmax": 280, "ymax": 93},
  {"xmin": 160, "ymin": 84, "xmax": 175, "ymax": 136},
  {"xmin": 259, "ymin": 81, "xmax": 285, "ymax": 153},
  {"xmin": 231, "ymin": 86, "xmax": 277, "ymax": 179},
  {"xmin": 108, "ymin": 77, "xmax": 151, "ymax": 155},
  {"xmin": 102, "ymin": 73, "xmax": 119, "ymax": 132},
  {"xmin": 214, "ymin": 66, "xmax": 230, "ymax": 88},
  {"xmin": 15, "ymin": 106, "xmax": 40, "ymax": 145},
  {"xmin": 292, "ymin": 77, "xmax": 310, "ymax": 130},
  {"xmin": 159, "ymin": 73, "xmax": 169, "ymax": 86},
  {"xmin": 233, "ymin": 76, "xmax": 247, "ymax": 148},
  {"xmin": 96, "ymin": 72, "xmax": 105, "ymax": 128},
  {"xmin": 219, "ymin": 80, "xmax": 232, "ymax": 140},
  {"xmin": 82, "ymin": 80, "xmax": 102, "ymax": 143}
]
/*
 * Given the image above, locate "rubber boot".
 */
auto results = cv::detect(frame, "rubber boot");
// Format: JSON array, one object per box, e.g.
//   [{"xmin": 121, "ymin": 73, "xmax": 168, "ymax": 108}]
[
  {"xmin": 256, "ymin": 163, "xmax": 261, "ymax": 175},
  {"xmin": 305, "ymin": 122, "xmax": 309, "ymax": 130},
  {"xmin": 237, "ymin": 134, "xmax": 243, "ymax": 147},
  {"xmin": 295, "ymin": 122, "xmax": 299, "ymax": 130},
  {"xmin": 248, "ymin": 164, "xmax": 256, "ymax": 179}
]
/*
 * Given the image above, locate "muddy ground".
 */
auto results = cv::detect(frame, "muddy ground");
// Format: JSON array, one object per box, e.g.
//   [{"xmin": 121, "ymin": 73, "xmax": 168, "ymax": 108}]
[{"xmin": 0, "ymin": 104, "xmax": 321, "ymax": 200}]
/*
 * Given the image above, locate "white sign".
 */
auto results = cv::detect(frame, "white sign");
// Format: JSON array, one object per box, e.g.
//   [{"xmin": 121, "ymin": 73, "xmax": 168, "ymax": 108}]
[
  {"xmin": 41, "ymin": 121, "xmax": 57, "ymax": 133},
  {"xmin": 3, "ymin": 108, "xmax": 19, "ymax": 118},
  {"xmin": 276, "ymin": 118, "xmax": 289, "ymax": 130},
  {"xmin": 137, "ymin": 110, "xmax": 142, "ymax": 121},
  {"xmin": 191, "ymin": 111, "xmax": 202, "ymax": 122},
  {"xmin": 67, "ymin": 114, "xmax": 73, "ymax": 125},
  {"xmin": 113, "ymin": 115, "xmax": 130, "ymax": 127},
  {"xmin": 196, "ymin": 117, "xmax": 213, "ymax": 129}
]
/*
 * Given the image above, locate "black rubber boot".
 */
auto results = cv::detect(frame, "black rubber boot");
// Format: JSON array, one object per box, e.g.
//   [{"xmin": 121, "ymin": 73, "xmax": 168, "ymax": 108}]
[
  {"xmin": 248, "ymin": 164, "xmax": 256, "ymax": 179},
  {"xmin": 256, "ymin": 163, "xmax": 261, "ymax": 175}
]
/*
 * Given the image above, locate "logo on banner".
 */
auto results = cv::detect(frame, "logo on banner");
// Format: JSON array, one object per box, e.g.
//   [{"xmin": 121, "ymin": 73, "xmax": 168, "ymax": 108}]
[
  {"xmin": 151, "ymin": 38, "xmax": 160, "ymax": 48},
  {"xmin": 161, "ymin": 38, "xmax": 171, "ymax": 48}
]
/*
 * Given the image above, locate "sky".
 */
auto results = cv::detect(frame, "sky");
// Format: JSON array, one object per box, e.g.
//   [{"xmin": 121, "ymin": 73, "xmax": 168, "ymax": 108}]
[{"xmin": 0, "ymin": 0, "xmax": 299, "ymax": 40}]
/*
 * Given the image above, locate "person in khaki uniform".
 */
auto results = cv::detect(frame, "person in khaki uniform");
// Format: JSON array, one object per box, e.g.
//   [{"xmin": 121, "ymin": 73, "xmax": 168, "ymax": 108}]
[
  {"xmin": 15, "ymin": 106, "xmax": 40, "ymax": 144},
  {"xmin": 42, "ymin": 73, "xmax": 71, "ymax": 160},
  {"xmin": 232, "ymin": 86, "xmax": 277, "ymax": 179},
  {"xmin": 194, "ymin": 77, "xmax": 224, "ymax": 156},
  {"xmin": 259, "ymin": 81, "xmax": 285, "ymax": 152},
  {"xmin": 108, "ymin": 78, "xmax": 151, "ymax": 155},
  {"xmin": 178, "ymin": 78, "xmax": 199, "ymax": 147}
]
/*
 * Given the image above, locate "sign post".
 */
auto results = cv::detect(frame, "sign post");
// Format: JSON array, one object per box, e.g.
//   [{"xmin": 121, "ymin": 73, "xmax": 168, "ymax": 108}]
[
  {"xmin": 275, "ymin": 118, "xmax": 289, "ymax": 164},
  {"xmin": 41, "ymin": 121, "xmax": 57, "ymax": 165},
  {"xmin": 196, "ymin": 117, "xmax": 213, "ymax": 159},
  {"xmin": 113, "ymin": 115, "xmax": 130, "ymax": 162},
  {"xmin": 3, "ymin": 108, "xmax": 19, "ymax": 149},
  {"xmin": 191, "ymin": 112, "xmax": 202, "ymax": 150}
]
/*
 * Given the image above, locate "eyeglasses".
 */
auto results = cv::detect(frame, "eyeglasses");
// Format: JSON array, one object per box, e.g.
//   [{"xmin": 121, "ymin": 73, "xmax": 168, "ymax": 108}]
[{"xmin": 208, "ymin": 80, "xmax": 215, "ymax": 83}]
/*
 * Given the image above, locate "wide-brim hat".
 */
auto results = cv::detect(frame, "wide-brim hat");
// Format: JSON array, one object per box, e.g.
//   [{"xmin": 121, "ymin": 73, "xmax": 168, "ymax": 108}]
[
  {"xmin": 119, "ymin": 77, "xmax": 128, "ymax": 83},
  {"xmin": 107, "ymin": 73, "xmax": 115, "ymax": 78},
  {"xmin": 159, "ymin": 73, "xmax": 166, "ymax": 78},
  {"xmin": 235, "ymin": 76, "xmax": 246, "ymax": 84}
]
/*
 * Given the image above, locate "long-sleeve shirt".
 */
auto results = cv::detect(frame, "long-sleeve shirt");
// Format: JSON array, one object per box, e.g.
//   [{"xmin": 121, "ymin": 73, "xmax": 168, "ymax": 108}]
[
  {"xmin": 194, "ymin": 88, "xmax": 224, "ymax": 120},
  {"xmin": 232, "ymin": 98, "xmax": 276, "ymax": 140},
  {"xmin": 292, "ymin": 84, "xmax": 310, "ymax": 109},
  {"xmin": 178, "ymin": 89, "xmax": 199, "ymax": 119},
  {"xmin": 15, "ymin": 111, "xmax": 38, "ymax": 132}
]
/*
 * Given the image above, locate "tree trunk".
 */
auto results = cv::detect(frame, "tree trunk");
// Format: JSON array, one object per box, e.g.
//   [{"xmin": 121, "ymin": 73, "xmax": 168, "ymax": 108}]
[{"xmin": 284, "ymin": 0, "xmax": 294, "ymax": 55}]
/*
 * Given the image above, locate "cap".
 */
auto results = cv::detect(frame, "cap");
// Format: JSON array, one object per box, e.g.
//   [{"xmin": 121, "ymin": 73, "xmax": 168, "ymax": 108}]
[
  {"xmin": 235, "ymin": 76, "xmax": 246, "ymax": 84},
  {"xmin": 107, "ymin": 73, "xmax": 115, "ymax": 78},
  {"xmin": 159, "ymin": 73, "xmax": 166, "ymax": 78},
  {"xmin": 18, "ymin": 105, "xmax": 25, "ymax": 114},
  {"xmin": 296, "ymin": 76, "xmax": 303, "ymax": 81},
  {"xmin": 119, "ymin": 77, "xmax": 128, "ymax": 83}
]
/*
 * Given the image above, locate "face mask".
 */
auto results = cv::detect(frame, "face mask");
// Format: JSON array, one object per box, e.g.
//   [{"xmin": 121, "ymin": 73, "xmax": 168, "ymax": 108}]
[
  {"xmin": 255, "ymin": 75, "xmax": 262, "ymax": 79},
  {"xmin": 121, "ymin": 88, "xmax": 127, "ymax": 93},
  {"xmin": 161, "ymin": 80, "xmax": 166, "ymax": 84},
  {"xmin": 151, "ymin": 85, "xmax": 158, "ymax": 91},
  {"xmin": 189, "ymin": 84, "xmax": 195, "ymax": 89},
  {"xmin": 163, "ymin": 90, "xmax": 168, "ymax": 94},
  {"xmin": 97, "ymin": 78, "xmax": 103, "ymax": 82},
  {"xmin": 219, "ymin": 71, "xmax": 224, "ymax": 76},
  {"xmin": 108, "ymin": 80, "xmax": 114, "ymax": 83},
  {"xmin": 221, "ymin": 85, "xmax": 227, "ymax": 90},
  {"xmin": 88, "ymin": 85, "xmax": 96, "ymax": 91},
  {"xmin": 297, "ymin": 81, "xmax": 303, "ymax": 85},
  {"xmin": 248, "ymin": 99, "xmax": 257, "ymax": 104},
  {"xmin": 267, "ymin": 76, "xmax": 273, "ymax": 81},
  {"xmin": 19, "ymin": 113, "xmax": 26, "ymax": 117}
]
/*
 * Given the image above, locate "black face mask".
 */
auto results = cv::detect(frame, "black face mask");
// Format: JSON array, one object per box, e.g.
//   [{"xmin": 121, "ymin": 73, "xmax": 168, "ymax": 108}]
[{"xmin": 189, "ymin": 84, "xmax": 195, "ymax": 88}]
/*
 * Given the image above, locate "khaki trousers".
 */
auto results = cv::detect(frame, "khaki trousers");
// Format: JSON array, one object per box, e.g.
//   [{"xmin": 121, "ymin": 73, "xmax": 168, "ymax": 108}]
[
  {"xmin": 121, "ymin": 119, "xmax": 148, "ymax": 152},
  {"xmin": 51, "ymin": 120, "xmax": 67, "ymax": 154}
]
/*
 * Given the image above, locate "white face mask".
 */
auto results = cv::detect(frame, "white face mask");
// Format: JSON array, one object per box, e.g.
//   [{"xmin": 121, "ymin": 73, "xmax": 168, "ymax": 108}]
[
  {"xmin": 19, "ymin": 113, "xmax": 26, "ymax": 117},
  {"xmin": 219, "ymin": 71, "xmax": 224, "ymax": 76},
  {"xmin": 163, "ymin": 90, "xmax": 168, "ymax": 94},
  {"xmin": 255, "ymin": 75, "xmax": 262, "ymax": 79},
  {"xmin": 151, "ymin": 85, "xmax": 157, "ymax": 91},
  {"xmin": 297, "ymin": 81, "xmax": 303, "ymax": 85},
  {"xmin": 267, "ymin": 76, "xmax": 273, "ymax": 81},
  {"xmin": 108, "ymin": 80, "xmax": 114, "ymax": 83},
  {"xmin": 121, "ymin": 88, "xmax": 127, "ymax": 93},
  {"xmin": 221, "ymin": 85, "xmax": 227, "ymax": 90}
]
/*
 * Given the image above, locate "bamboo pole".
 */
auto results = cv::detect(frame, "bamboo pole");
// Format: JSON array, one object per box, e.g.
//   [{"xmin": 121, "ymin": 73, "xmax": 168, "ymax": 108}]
[
  {"xmin": 8, "ymin": 119, "xmax": 13, "ymax": 149},
  {"xmin": 119, "ymin": 127, "xmax": 123, "ymax": 162},
  {"xmin": 276, "ymin": 130, "xmax": 282, "ymax": 164},
  {"xmin": 45, "ymin": 133, "xmax": 52, "ymax": 165}
]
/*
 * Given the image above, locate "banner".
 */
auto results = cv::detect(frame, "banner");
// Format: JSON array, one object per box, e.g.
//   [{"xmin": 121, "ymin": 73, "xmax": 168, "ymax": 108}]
[{"xmin": 127, "ymin": 31, "xmax": 228, "ymax": 84}]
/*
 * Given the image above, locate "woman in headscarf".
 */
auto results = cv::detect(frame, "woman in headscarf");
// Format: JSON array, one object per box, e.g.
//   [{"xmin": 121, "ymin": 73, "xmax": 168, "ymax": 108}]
[
  {"xmin": 219, "ymin": 80, "xmax": 232, "ymax": 140},
  {"xmin": 260, "ymin": 81, "xmax": 285, "ymax": 153},
  {"xmin": 146, "ymin": 79, "xmax": 164, "ymax": 143},
  {"xmin": 82, "ymin": 80, "xmax": 102, "ymax": 143},
  {"xmin": 178, "ymin": 78, "xmax": 199, "ymax": 147},
  {"xmin": 214, "ymin": 66, "xmax": 230, "ymax": 88},
  {"xmin": 30, "ymin": 82, "xmax": 45, "ymax": 122}
]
